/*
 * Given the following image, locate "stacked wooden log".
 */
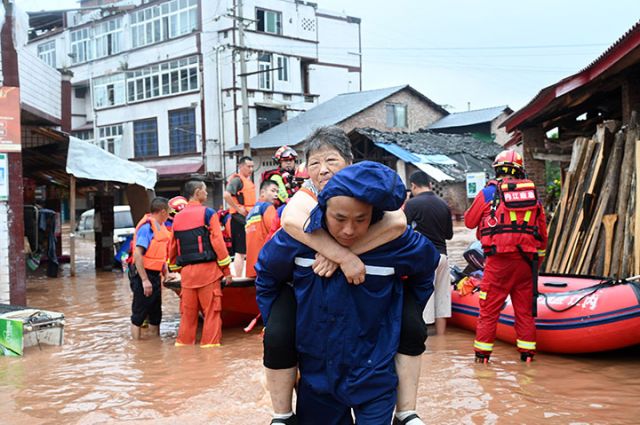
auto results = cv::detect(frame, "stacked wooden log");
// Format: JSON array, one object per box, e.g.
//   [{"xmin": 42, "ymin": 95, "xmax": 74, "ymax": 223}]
[{"xmin": 544, "ymin": 112, "xmax": 639, "ymax": 278}]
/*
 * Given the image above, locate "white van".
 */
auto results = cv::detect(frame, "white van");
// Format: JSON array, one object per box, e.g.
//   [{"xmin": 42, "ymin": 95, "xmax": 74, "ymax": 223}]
[{"xmin": 76, "ymin": 205, "xmax": 135, "ymax": 246}]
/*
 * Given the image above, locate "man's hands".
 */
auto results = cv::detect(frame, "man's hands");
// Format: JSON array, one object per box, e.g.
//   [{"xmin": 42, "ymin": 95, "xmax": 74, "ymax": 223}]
[
  {"xmin": 223, "ymin": 275, "xmax": 234, "ymax": 287},
  {"xmin": 237, "ymin": 205, "xmax": 248, "ymax": 216},
  {"xmin": 312, "ymin": 252, "xmax": 366, "ymax": 285},
  {"xmin": 142, "ymin": 278, "xmax": 153, "ymax": 297}
]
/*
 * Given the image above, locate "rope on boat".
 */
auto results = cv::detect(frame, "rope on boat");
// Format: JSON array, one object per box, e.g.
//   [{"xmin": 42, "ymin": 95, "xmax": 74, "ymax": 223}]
[{"xmin": 541, "ymin": 278, "xmax": 626, "ymax": 313}]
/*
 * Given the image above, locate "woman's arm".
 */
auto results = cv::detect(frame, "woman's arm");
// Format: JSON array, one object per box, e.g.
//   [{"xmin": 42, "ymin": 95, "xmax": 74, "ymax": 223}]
[
  {"xmin": 349, "ymin": 209, "xmax": 407, "ymax": 255},
  {"xmin": 281, "ymin": 191, "xmax": 366, "ymax": 284}
]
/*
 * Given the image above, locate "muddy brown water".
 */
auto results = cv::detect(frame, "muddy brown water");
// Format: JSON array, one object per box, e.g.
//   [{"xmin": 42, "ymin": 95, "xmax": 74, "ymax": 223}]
[{"xmin": 1, "ymin": 225, "xmax": 639, "ymax": 424}]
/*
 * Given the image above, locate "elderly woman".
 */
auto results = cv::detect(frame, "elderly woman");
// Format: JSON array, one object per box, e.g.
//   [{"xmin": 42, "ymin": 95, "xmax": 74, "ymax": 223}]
[
  {"xmin": 257, "ymin": 161, "xmax": 438, "ymax": 424},
  {"xmin": 261, "ymin": 126, "xmax": 431, "ymax": 425}
]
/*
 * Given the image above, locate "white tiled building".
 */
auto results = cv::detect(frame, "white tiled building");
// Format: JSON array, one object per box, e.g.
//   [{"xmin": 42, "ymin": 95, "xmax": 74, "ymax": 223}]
[{"xmin": 25, "ymin": 0, "xmax": 362, "ymax": 202}]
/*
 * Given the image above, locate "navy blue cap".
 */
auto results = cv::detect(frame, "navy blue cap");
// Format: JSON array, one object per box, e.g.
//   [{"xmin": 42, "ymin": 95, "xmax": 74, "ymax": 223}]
[{"xmin": 304, "ymin": 161, "xmax": 406, "ymax": 233}]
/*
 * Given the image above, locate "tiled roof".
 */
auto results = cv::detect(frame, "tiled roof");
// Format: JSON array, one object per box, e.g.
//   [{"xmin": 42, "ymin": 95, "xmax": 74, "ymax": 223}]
[{"xmin": 351, "ymin": 128, "xmax": 503, "ymax": 182}]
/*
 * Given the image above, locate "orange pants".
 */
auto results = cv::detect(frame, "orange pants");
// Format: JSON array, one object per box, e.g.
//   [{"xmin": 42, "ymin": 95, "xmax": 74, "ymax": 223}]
[{"xmin": 177, "ymin": 280, "xmax": 223, "ymax": 345}]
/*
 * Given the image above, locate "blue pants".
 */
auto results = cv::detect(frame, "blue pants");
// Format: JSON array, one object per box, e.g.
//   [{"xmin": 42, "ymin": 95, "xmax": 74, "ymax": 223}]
[{"xmin": 296, "ymin": 378, "xmax": 396, "ymax": 425}]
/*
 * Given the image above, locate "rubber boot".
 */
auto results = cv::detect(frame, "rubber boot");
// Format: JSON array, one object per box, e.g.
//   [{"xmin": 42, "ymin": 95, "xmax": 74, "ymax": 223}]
[
  {"xmin": 520, "ymin": 352, "xmax": 534, "ymax": 363},
  {"xmin": 475, "ymin": 352, "xmax": 490, "ymax": 364}
]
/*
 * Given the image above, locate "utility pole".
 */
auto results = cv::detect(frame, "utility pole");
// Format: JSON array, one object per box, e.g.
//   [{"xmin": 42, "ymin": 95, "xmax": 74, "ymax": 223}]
[{"xmin": 236, "ymin": 0, "xmax": 251, "ymax": 157}]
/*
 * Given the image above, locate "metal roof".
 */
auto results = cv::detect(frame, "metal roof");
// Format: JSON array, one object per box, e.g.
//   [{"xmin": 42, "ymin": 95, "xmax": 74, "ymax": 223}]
[
  {"xmin": 503, "ymin": 19, "xmax": 640, "ymax": 132},
  {"xmin": 427, "ymin": 105, "xmax": 511, "ymax": 129},
  {"xmin": 228, "ymin": 85, "xmax": 447, "ymax": 152}
]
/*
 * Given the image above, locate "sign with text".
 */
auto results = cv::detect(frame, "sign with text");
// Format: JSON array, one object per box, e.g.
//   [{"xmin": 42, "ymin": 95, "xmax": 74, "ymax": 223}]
[
  {"xmin": 466, "ymin": 172, "xmax": 486, "ymax": 198},
  {"xmin": 0, "ymin": 153, "xmax": 7, "ymax": 201},
  {"xmin": 0, "ymin": 87, "xmax": 21, "ymax": 152}
]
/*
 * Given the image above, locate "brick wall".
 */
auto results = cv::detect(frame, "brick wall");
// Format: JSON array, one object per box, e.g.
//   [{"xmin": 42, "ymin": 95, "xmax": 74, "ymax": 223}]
[
  {"xmin": 339, "ymin": 90, "xmax": 446, "ymax": 133},
  {"xmin": 521, "ymin": 126, "xmax": 547, "ymax": 198}
]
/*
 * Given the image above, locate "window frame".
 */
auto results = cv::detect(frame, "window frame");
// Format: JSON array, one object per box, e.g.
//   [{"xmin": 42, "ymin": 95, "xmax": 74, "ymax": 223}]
[
  {"xmin": 126, "ymin": 56, "xmax": 199, "ymax": 103},
  {"xmin": 133, "ymin": 118, "xmax": 159, "ymax": 158},
  {"xmin": 94, "ymin": 18, "xmax": 123, "ymax": 59},
  {"xmin": 168, "ymin": 108, "xmax": 197, "ymax": 155},
  {"xmin": 258, "ymin": 53, "xmax": 272, "ymax": 90},
  {"xmin": 385, "ymin": 103, "xmax": 408, "ymax": 128},
  {"xmin": 37, "ymin": 40, "xmax": 56, "ymax": 68},
  {"xmin": 276, "ymin": 55, "xmax": 288, "ymax": 82},
  {"xmin": 70, "ymin": 27, "xmax": 94, "ymax": 64},
  {"xmin": 131, "ymin": 0, "xmax": 198, "ymax": 48},
  {"xmin": 93, "ymin": 74, "xmax": 126, "ymax": 109},
  {"xmin": 97, "ymin": 124, "xmax": 124, "ymax": 156},
  {"xmin": 256, "ymin": 8, "xmax": 282, "ymax": 35}
]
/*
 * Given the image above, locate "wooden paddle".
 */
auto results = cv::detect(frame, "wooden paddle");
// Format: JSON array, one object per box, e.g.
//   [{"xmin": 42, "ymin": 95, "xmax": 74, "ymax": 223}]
[{"xmin": 603, "ymin": 214, "xmax": 618, "ymax": 276}]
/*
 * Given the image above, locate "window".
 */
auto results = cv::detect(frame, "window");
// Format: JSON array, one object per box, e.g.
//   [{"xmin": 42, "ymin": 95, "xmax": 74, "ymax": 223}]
[
  {"xmin": 256, "ymin": 106, "xmax": 284, "ymax": 133},
  {"xmin": 72, "ymin": 129, "xmax": 93, "ymax": 140},
  {"xmin": 134, "ymin": 118, "xmax": 158, "ymax": 158},
  {"xmin": 97, "ymin": 125, "xmax": 123, "ymax": 155},
  {"xmin": 93, "ymin": 74, "xmax": 126, "ymax": 109},
  {"xmin": 258, "ymin": 53, "xmax": 272, "ymax": 90},
  {"xmin": 94, "ymin": 19, "xmax": 122, "ymax": 58},
  {"xmin": 169, "ymin": 108, "xmax": 196, "ymax": 154},
  {"xmin": 256, "ymin": 9, "xmax": 282, "ymax": 34},
  {"xmin": 276, "ymin": 55, "xmax": 288, "ymax": 81},
  {"xmin": 126, "ymin": 56, "xmax": 199, "ymax": 103},
  {"xmin": 386, "ymin": 103, "xmax": 407, "ymax": 128},
  {"xmin": 131, "ymin": 0, "xmax": 197, "ymax": 48},
  {"xmin": 37, "ymin": 40, "xmax": 56, "ymax": 68},
  {"xmin": 70, "ymin": 27, "xmax": 94, "ymax": 64}
]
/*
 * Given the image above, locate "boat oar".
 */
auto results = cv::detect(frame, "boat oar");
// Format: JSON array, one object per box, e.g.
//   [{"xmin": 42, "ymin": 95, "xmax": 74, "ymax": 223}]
[
  {"xmin": 243, "ymin": 313, "xmax": 261, "ymax": 333},
  {"xmin": 603, "ymin": 214, "xmax": 617, "ymax": 276}
]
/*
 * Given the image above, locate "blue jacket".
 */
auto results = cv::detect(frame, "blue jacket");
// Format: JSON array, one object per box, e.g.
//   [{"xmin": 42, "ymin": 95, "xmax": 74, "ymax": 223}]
[{"xmin": 255, "ymin": 227, "xmax": 438, "ymax": 406}]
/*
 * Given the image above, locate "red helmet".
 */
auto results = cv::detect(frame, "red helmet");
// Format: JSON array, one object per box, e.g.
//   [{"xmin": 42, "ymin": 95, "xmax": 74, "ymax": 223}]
[
  {"xmin": 493, "ymin": 150, "xmax": 524, "ymax": 174},
  {"xmin": 294, "ymin": 162, "xmax": 309, "ymax": 180},
  {"xmin": 273, "ymin": 145, "xmax": 298, "ymax": 162},
  {"xmin": 168, "ymin": 196, "xmax": 188, "ymax": 215}
]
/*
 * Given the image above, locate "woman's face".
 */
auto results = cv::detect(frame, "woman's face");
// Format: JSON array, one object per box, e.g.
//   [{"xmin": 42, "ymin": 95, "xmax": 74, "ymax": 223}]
[{"xmin": 307, "ymin": 147, "xmax": 350, "ymax": 191}]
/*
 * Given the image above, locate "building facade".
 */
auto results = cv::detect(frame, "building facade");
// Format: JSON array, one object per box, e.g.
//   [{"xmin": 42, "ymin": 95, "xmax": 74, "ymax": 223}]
[{"xmin": 25, "ymin": 0, "xmax": 362, "ymax": 203}]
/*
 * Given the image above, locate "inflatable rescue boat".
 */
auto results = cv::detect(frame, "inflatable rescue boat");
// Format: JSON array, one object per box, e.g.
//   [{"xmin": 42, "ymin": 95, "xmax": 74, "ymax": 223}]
[{"xmin": 450, "ymin": 274, "xmax": 640, "ymax": 353}]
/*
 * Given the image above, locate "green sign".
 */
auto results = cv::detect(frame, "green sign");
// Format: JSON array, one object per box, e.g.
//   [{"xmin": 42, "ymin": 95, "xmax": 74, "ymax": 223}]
[{"xmin": 0, "ymin": 317, "xmax": 23, "ymax": 356}]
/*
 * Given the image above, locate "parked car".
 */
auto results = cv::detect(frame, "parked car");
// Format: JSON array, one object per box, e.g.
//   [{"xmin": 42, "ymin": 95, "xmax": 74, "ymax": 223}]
[{"xmin": 76, "ymin": 206, "xmax": 135, "ymax": 247}]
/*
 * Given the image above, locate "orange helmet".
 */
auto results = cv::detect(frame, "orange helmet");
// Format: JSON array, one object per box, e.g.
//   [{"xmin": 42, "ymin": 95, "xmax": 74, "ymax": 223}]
[
  {"xmin": 168, "ymin": 196, "xmax": 188, "ymax": 216},
  {"xmin": 273, "ymin": 145, "xmax": 298, "ymax": 162},
  {"xmin": 294, "ymin": 162, "xmax": 309, "ymax": 180},
  {"xmin": 493, "ymin": 150, "xmax": 524, "ymax": 176}
]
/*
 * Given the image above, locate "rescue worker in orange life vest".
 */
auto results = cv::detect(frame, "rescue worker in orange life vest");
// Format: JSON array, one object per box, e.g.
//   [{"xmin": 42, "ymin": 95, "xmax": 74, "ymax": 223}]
[
  {"xmin": 223, "ymin": 156, "xmax": 256, "ymax": 277},
  {"xmin": 129, "ymin": 197, "xmax": 172, "ymax": 340},
  {"xmin": 464, "ymin": 150, "xmax": 548, "ymax": 363},
  {"xmin": 245, "ymin": 180, "xmax": 280, "ymax": 279},
  {"xmin": 170, "ymin": 179, "xmax": 233, "ymax": 347},
  {"xmin": 261, "ymin": 146, "xmax": 300, "ymax": 208}
]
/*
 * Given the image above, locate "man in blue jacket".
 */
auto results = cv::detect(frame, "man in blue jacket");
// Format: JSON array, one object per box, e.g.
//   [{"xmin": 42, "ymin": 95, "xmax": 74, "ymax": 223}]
[{"xmin": 256, "ymin": 162, "xmax": 439, "ymax": 425}]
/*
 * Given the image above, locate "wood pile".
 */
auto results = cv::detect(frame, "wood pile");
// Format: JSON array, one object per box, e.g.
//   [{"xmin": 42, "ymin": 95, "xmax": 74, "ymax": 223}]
[{"xmin": 544, "ymin": 112, "xmax": 640, "ymax": 278}]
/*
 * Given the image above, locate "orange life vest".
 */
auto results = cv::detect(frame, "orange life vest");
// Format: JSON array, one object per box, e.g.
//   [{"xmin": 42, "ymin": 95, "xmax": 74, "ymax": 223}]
[
  {"xmin": 132, "ymin": 214, "xmax": 171, "ymax": 272},
  {"xmin": 228, "ymin": 173, "xmax": 256, "ymax": 214},
  {"xmin": 478, "ymin": 178, "xmax": 543, "ymax": 255},
  {"xmin": 172, "ymin": 204, "xmax": 217, "ymax": 266},
  {"xmin": 245, "ymin": 202, "xmax": 275, "ymax": 277}
]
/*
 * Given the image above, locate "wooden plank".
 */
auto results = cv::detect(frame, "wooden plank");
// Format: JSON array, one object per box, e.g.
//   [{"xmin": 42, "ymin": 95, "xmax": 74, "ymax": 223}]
[
  {"xmin": 611, "ymin": 117, "xmax": 638, "ymax": 276},
  {"xmin": 532, "ymin": 152, "xmax": 572, "ymax": 162},
  {"xmin": 578, "ymin": 130, "xmax": 625, "ymax": 275},
  {"xmin": 622, "ymin": 173, "xmax": 635, "ymax": 277},
  {"xmin": 544, "ymin": 172, "xmax": 572, "ymax": 272},
  {"xmin": 558, "ymin": 139, "xmax": 597, "ymax": 273},
  {"xmin": 636, "ymin": 138, "xmax": 640, "ymax": 276},
  {"xmin": 550, "ymin": 138, "xmax": 590, "ymax": 272},
  {"xmin": 603, "ymin": 214, "xmax": 617, "ymax": 276}
]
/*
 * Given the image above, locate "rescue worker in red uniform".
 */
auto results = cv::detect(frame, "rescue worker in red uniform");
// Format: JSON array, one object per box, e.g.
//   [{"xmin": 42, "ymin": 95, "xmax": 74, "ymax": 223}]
[
  {"xmin": 261, "ymin": 146, "xmax": 301, "ymax": 207},
  {"xmin": 464, "ymin": 150, "xmax": 548, "ymax": 363},
  {"xmin": 245, "ymin": 180, "xmax": 280, "ymax": 278},
  {"xmin": 223, "ymin": 156, "xmax": 256, "ymax": 277},
  {"xmin": 129, "ymin": 197, "xmax": 172, "ymax": 340},
  {"xmin": 170, "ymin": 179, "xmax": 233, "ymax": 347}
]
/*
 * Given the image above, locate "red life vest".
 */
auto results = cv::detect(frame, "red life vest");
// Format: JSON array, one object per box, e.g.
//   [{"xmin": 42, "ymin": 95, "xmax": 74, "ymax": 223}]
[
  {"xmin": 478, "ymin": 178, "xmax": 543, "ymax": 255},
  {"xmin": 131, "ymin": 214, "xmax": 171, "ymax": 272},
  {"xmin": 228, "ymin": 173, "xmax": 256, "ymax": 214},
  {"xmin": 172, "ymin": 204, "xmax": 217, "ymax": 266}
]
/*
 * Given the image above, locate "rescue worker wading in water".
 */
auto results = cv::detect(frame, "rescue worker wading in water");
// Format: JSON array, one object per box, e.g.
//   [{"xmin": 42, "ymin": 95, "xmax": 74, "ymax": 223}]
[
  {"xmin": 464, "ymin": 150, "xmax": 548, "ymax": 363},
  {"xmin": 170, "ymin": 180, "xmax": 233, "ymax": 346}
]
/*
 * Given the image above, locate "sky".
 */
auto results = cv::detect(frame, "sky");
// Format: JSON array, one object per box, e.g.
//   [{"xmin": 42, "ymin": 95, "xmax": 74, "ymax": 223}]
[{"xmin": 16, "ymin": 0, "xmax": 640, "ymax": 112}]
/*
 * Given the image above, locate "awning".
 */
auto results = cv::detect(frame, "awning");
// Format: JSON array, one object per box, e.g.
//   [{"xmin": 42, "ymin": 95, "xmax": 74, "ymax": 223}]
[
  {"xmin": 152, "ymin": 162, "xmax": 204, "ymax": 176},
  {"xmin": 412, "ymin": 163, "xmax": 454, "ymax": 183},
  {"xmin": 374, "ymin": 142, "xmax": 454, "ymax": 182},
  {"xmin": 66, "ymin": 137, "xmax": 157, "ymax": 189}
]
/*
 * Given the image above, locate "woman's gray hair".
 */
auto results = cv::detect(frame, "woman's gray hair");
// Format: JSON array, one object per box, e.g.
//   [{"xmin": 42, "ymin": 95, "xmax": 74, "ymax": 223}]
[{"xmin": 303, "ymin": 126, "xmax": 354, "ymax": 163}]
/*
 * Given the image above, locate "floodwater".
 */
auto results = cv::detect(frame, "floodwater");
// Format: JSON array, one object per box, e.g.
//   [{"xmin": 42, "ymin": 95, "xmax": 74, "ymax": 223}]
[{"xmin": 1, "ymin": 224, "xmax": 639, "ymax": 424}]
